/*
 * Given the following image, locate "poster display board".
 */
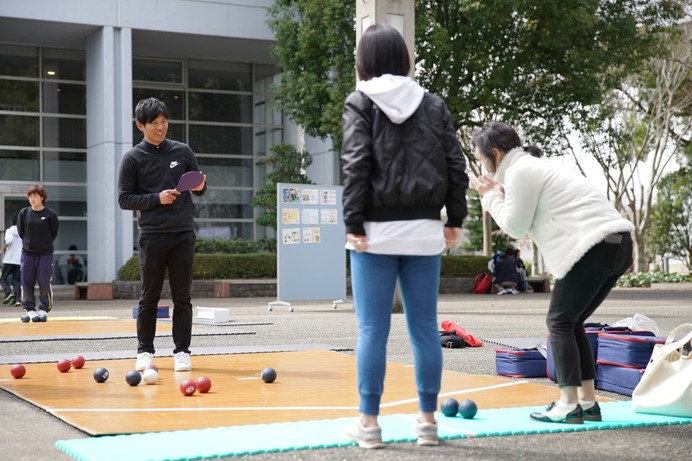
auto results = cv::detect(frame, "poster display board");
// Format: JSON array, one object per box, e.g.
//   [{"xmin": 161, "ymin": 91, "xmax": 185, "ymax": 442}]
[{"xmin": 270, "ymin": 183, "xmax": 348, "ymax": 311}]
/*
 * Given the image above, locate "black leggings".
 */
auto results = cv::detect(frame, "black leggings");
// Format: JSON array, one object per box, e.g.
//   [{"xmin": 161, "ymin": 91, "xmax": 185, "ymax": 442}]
[{"xmin": 547, "ymin": 232, "xmax": 633, "ymax": 387}]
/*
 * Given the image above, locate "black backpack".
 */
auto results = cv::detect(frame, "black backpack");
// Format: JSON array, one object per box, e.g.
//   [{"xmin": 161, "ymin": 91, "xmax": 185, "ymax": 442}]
[{"xmin": 440, "ymin": 331, "xmax": 466, "ymax": 348}]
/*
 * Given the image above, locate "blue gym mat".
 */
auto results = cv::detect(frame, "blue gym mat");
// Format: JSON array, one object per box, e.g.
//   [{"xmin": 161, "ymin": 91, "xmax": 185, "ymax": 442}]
[{"xmin": 55, "ymin": 401, "xmax": 691, "ymax": 461}]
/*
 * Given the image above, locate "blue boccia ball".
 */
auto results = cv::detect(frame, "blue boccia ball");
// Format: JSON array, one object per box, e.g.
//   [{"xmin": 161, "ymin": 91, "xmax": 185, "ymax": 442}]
[
  {"xmin": 441, "ymin": 398, "xmax": 459, "ymax": 417},
  {"xmin": 93, "ymin": 367, "xmax": 109, "ymax": 383},
  {"xmin": 261, "ymin": 367, "xmax": 277, "ymax": 383},
  {"xmin": 20, "ymin": 315, "xmax": 30, "ymax": 323},
  {"xmin": 38, "ymin": 312, "xmax": 47, "ymax": 322},
  {"xmin": 458, "ymin": 399, "xmax": 478, "ymax": 419},
  {"xmin": 125, "ymin": 370, "xmax": 142, "ymax": 386}
]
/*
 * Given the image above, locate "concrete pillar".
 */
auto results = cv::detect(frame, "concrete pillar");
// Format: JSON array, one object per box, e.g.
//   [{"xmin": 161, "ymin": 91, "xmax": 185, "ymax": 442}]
[
  {"xmin": 86, "ymin": 27, "xmax": 133, "ymax": 283},
  {"xmin": 356, "ymin": 0, "xmax": 415, "ymax": 78}
]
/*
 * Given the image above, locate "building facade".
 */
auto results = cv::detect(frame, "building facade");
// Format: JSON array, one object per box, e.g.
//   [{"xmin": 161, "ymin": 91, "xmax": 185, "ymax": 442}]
[{"xmin": 0, "ymin": 0, "xmax": 336, "ymax": 285}]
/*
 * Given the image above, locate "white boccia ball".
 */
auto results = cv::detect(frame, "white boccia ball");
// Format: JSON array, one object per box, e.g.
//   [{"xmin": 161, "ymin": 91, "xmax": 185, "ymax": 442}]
[{"xmin": 142, "ymin": 368, "xmax": 159, "ymax": 384}]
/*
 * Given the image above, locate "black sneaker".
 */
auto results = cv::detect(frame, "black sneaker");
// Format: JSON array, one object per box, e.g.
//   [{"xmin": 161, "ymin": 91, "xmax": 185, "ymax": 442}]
[
  {"xmin": 530, "ymin": 402, "xmax": 584, "ymax": 424},
  {"xmin": 582, "ymin": 402, "xmax": 602, "ymax": 422},
  {"xmin": 3, "ymin": 294, "xmax": 13, "ymax": 304}
]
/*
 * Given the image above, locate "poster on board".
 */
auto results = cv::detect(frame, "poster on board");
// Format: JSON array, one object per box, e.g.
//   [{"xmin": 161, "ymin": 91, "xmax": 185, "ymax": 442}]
[{"xmin": 271, "ymin": 183, "xmax": 347, "ymax": 310}]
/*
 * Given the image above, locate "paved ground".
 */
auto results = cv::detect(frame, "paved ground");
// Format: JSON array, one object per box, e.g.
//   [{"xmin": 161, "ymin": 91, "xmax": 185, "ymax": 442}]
[{"xmin": 1, "ymin": 283, "xmax": 690, "ymax": 461}]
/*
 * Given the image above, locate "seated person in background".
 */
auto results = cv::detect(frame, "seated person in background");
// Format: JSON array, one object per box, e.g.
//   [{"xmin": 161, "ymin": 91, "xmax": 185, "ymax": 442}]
[
  {"xmin": 59, "ymin": 244, "xmax": 86, "ymax": 284},
  {"xmin": 514, "ymin": 249, "xmax": 528, "ymax": 292},
  {"xmin": 493, "ymin": 248, "xmax": 520, "ymax": 295}
]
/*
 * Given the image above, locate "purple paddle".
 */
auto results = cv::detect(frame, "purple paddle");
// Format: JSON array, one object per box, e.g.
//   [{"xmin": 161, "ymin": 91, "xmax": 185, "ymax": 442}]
[{"xmin": 176, "ymin": 171, "xmax": 204, "ymax": 192}]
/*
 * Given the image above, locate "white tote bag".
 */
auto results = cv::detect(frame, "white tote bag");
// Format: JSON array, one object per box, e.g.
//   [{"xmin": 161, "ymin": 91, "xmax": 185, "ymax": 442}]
[{"xmin": 631, "ymin": 323, "xmax": 692, "ymax": 418}]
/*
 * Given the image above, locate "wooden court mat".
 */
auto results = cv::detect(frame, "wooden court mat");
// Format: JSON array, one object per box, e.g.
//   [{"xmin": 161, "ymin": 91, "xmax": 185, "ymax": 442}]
[
  {"xmin": 1, "ymin": 349, "xmax": 562, "ymax": 435},
  {"xmin": 0, "ymin": 317, "xmax": 173, "ymax": 338}
]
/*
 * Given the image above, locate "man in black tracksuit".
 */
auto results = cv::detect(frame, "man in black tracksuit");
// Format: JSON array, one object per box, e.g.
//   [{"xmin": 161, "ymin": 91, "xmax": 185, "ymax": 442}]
[{"xmin": 118, "ymin": 97, "xmax": 207, "ymax": 372}]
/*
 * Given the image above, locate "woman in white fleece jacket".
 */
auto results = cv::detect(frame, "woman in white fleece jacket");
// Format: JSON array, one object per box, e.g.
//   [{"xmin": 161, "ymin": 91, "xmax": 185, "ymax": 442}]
[{"xmin": 470, "ymin": 122, "xmax": 634, "ymax": 425}]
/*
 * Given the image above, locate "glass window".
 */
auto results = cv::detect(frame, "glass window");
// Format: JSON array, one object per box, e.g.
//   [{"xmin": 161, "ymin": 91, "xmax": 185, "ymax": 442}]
[
  {"xmin": 133, "ymin": 59, "xmax": 183, "ymax": 84},
  {"xmin": 133, "ymin": 89, "xmax": 185, "ymax": 120},
  {"xmin": 46, "ymin": 185, "xmax": 87, "ymax": 217},
  {"xmin": 52, "ymin": 219, "xmax": 87, "ymax": 256},
  {"xmin": 43, "ymin": 151, "xmax": 87, "ymax": 182},
  {"xmin": 43, "ymin": 82, "xmax": 86, "ymax": 115},
  {"xmin": 194, "ymin": 189, "xmax": 254, "ymax": 220},
  {"xmin": 255, "ymin": 160, "xmax": 268, "ymax": 188},
  {"xmin": 43, "ymin": 117, "xmax": 86, "ymax": 149},
  {"xmin": 188, "ymin": 125, "xmax": 252, "ymax": 155},
  {"xmin": 0, "ymin": 44, "xmax": 38, "ymax": 78},
  {"xmin": 0, "ymin": 114, "xmax": 39, "ymax": 146},
  {"xmin": 0, "ymin": 80, "xmax": 39, "ymax": 112},
  {"xmin": 42, "ymin": 49, "xmax": 85, "ymax": 81},
  {"xmin": 254, "ymin": 127, "xmax": 283, "ymax": 157},
  {"xmin": 189, "ymin": 60, "xmax": 251, "ymax": 91},
  {"xmin": 197, "ymin": 156, "xmax": 253, "ymax": 188},
  {"xmin": 0, "ymin": 150, "xmax": 39, "ymax": 181},
  {"xmin": 2, "ymin": 196, "xmax": 27, "ymax": 229},
  {"xmin": 254, "ymin": 65, "xmax": 279, "ymax": 93},
  {"xmin": 188, "ymin": 92, "xmax": 252, "ymax": 124},
  {"xmin": 196, "ymin": 221, "xmax": 253, "ymax": 240},
  {"xmin": 254, "ymin": 94, "xmax": 282, "ymax": 125}
]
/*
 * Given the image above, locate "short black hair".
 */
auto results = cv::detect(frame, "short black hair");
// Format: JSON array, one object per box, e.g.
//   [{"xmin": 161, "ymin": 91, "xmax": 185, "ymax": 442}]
[
  {"xmin": 134, "ymin": 98, "xmax": 169, "ymax": 125},
  {"xmin": 472, "ymin": 122, "xmax": 543, "ymax": 170},
  {"xmin": 356, "ymin": 23, "xmax": 410, "ymax": 81}
]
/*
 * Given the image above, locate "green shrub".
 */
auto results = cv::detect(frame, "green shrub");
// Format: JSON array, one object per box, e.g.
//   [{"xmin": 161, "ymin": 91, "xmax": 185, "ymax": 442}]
[
  {"xmin": 440, "ymin": 255, "xmax": 491, "ymax": 277},
  {"xmin": 617, "ymin": 271, "xmax": 690, "ymax": 287},
  {"xmin": 118, "ymin": 253, "xmax": 492, "ymax": 281},
  {"xmin": 117, "ymin": 253, "xmax": 277, "ymax": 281},
  {"xmin": 195, "ymin": 238, "xmax": 276, "ymax": 254}
]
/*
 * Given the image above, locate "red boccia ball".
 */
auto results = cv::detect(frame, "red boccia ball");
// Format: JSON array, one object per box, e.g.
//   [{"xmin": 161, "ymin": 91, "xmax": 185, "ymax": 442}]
[
  {"xmin": 57, "ymin": 359, "xmax": 72, "ymax": 373},
  {"xmin": 71, "ymin": 355, "xmax": 86, "ymax": 369},
  {"xmin": 180, "ymin": 379, "xmax": 197, "ymax": 396},
  {"xmin": 196, "ymin": 376, "xmax": 212, "ymax": 393},
  {"xmin": 11, "ymin": 364, "xmax": 26, "ymax": 379}
]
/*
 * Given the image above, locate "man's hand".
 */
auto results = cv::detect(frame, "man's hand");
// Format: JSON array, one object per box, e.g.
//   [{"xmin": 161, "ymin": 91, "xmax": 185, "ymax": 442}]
[
  {"xmin": 191, "ymin": 175, "xmax": 207, "ymax": 192},
  {"xmin": 159, "ymin": 189, "xmax": 180, "ymax": 205}
]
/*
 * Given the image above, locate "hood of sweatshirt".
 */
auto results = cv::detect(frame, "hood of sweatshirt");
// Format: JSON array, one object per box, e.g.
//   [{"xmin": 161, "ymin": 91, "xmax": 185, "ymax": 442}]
[{"xmin": 356, "ymin": 74, "xmax": 425, "ymax": 124}]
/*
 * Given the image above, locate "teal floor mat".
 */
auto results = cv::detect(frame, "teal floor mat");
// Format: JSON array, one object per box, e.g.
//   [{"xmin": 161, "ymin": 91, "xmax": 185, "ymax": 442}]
[{"xmin": 56, "ymin": 401, "xmax": 691, "ymax": 461}]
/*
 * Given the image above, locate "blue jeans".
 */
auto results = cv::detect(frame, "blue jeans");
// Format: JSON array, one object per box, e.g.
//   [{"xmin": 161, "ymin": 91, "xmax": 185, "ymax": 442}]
[{"xmin": 350, "ymin": 251, "xmax": 442, "ymax": 416}]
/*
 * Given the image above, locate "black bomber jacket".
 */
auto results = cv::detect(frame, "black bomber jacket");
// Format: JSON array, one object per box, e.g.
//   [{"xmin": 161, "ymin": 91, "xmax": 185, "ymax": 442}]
[{"xmin": 341, "ymin": 90, "xmax": 468, "ymax": 236}]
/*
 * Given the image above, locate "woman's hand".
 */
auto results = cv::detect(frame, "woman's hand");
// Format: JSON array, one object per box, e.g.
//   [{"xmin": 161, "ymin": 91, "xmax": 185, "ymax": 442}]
[
  {"xmin": 469, "ymin": 174, "xmax": 504, "ymax": 196},
  {"xmin": 444, "ymin": 227, "xmax": 461, "ymax": 249},
  {"xmin": 346, "ymin": 233, "xmax": 368, "ymax": 253}
]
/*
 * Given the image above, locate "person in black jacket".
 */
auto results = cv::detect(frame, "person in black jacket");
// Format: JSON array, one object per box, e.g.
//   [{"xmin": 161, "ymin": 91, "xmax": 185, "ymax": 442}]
[
  {"xmin": 340, "ymin": 24, "xmax": 469, "ymax": 449},
  {"xmin": 493, "ymin": 248, "xmax": 520, "ymax": 295},
  {"xmin": 118, "ymin": 97, "xmax": 207, "ymax": 373},
  {"xmin": 17, "ymin": 185, "xmax": 59, "ymax": 320}
]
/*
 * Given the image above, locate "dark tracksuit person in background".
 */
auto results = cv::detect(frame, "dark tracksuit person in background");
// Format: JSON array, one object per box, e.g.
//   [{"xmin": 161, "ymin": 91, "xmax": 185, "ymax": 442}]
[
  {"xmin": 118, "ymin": 97, "xmax": 207, "ymax": 372},
  {"xmin": 17, "ymin": 184, "xmax": 59, "ymax": 320}
]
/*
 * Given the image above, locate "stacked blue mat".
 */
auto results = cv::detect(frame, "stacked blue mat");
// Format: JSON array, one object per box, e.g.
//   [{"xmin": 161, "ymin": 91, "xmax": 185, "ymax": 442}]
[{"xmin": 55, "ymin": 401, "xmax": 691, "ymax": 461}]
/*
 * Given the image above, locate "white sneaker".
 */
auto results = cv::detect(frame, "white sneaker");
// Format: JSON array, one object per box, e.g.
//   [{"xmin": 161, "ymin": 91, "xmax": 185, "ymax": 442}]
[
  {"xmin": 341, "ymin": 420, "xmax": 384, "ymax": 449},
  {"xmin": 413, "ymin": 419, "xmax": 439, "ymax": 446},
  {"xmin": 135, "ymin": 352, "xmax": 154, "ymax": 371},
  {"xmin": 174, "ymin": 352, "xmax": 192, "ymax": 371},
  {"xmin": 509, "ymin": 288, "xmax": 520, "ymax": 295},
  {"xmin": 497, "ymin": 288, "xmax": 509, "ymax": 295}
]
